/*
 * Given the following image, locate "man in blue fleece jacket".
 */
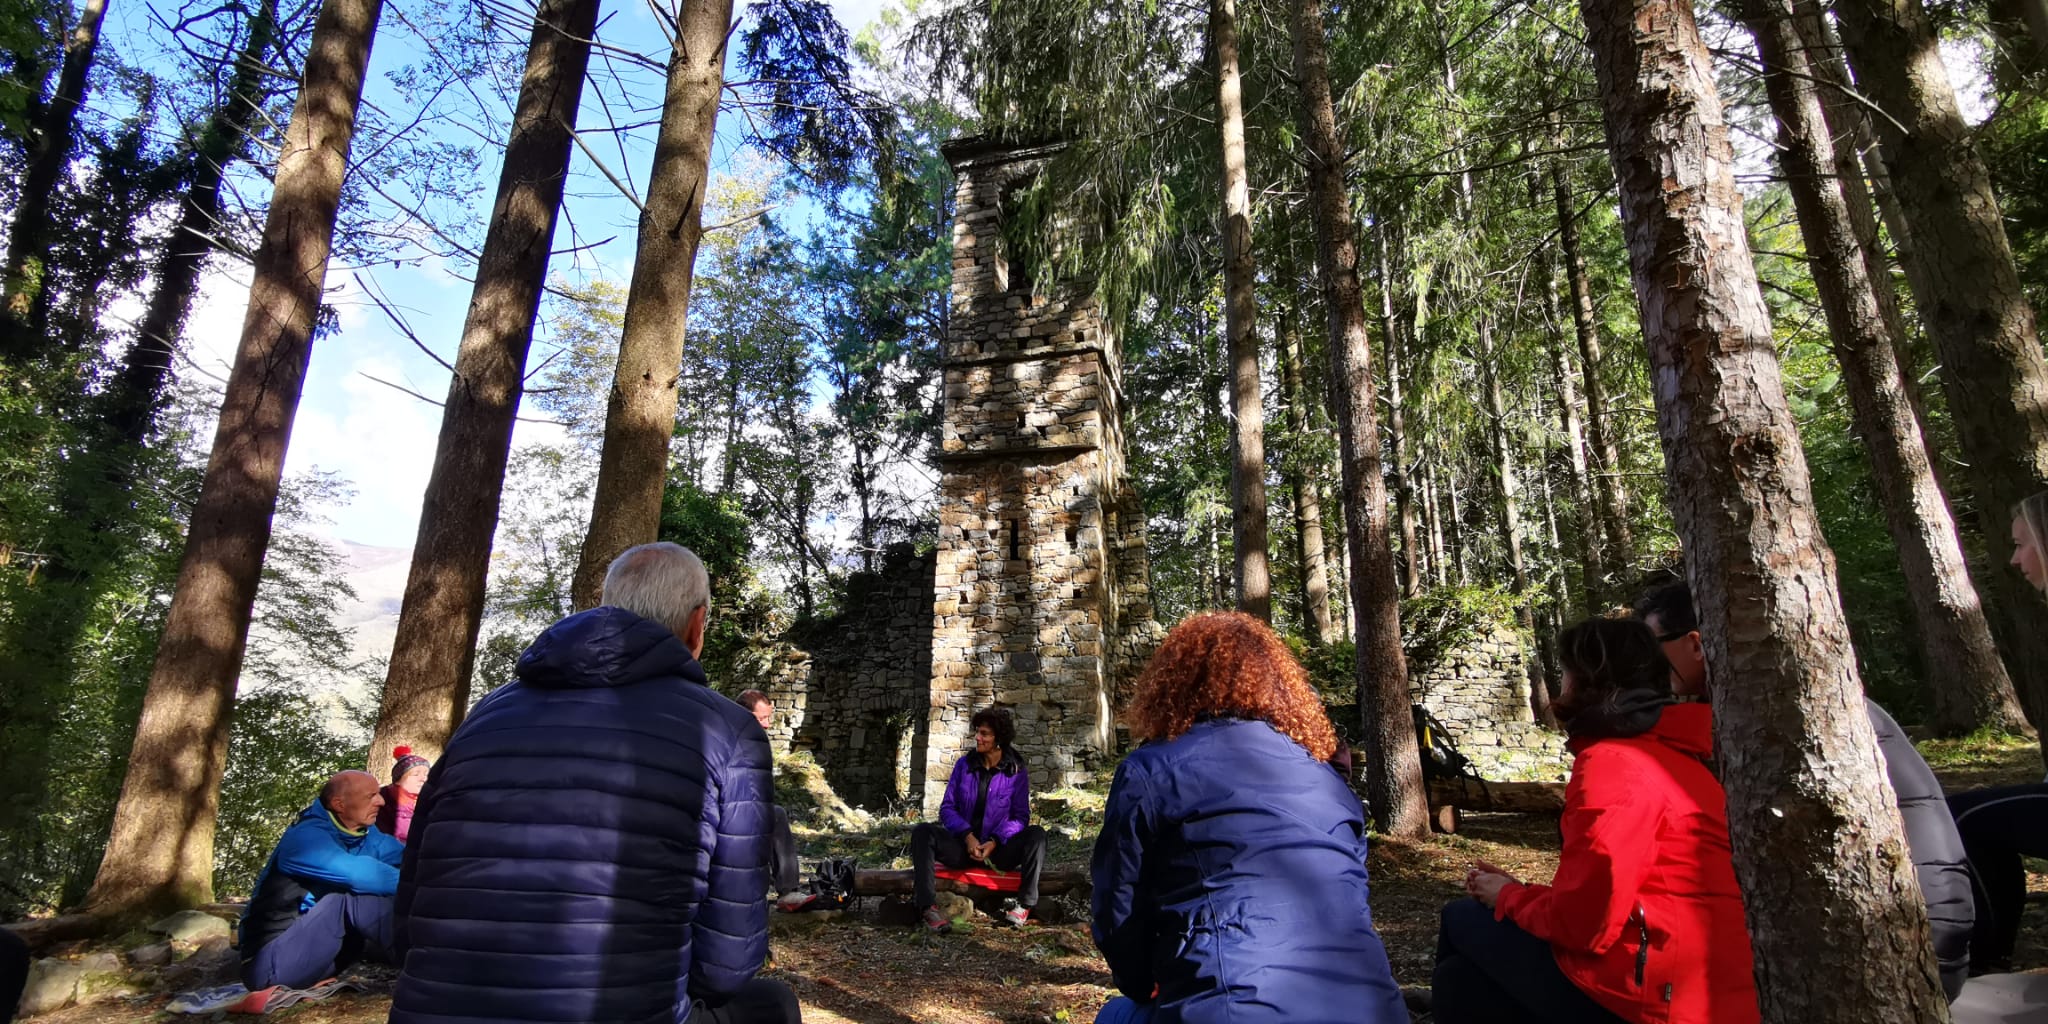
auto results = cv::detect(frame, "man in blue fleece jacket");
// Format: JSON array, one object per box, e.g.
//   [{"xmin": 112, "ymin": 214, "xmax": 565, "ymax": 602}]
[{"xmin": 238, "ymin": 769, "xmax": 403, "ymax": 991}]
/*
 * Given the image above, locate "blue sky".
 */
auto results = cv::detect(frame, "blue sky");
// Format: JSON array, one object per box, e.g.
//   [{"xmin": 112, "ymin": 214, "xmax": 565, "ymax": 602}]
[{"xmin": 154, "ymin": 0, "xmax": 891, "ymax": 548}]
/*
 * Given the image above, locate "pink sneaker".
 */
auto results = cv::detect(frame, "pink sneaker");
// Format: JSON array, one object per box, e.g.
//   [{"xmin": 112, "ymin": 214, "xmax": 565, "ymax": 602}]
[
  {"xmin": 921, "ymin": 905, "xmax": 952, "ymax": 934},
  {"xmin": 1002, "ymin": 901, "xmax": 1030, "ymax": 928}
]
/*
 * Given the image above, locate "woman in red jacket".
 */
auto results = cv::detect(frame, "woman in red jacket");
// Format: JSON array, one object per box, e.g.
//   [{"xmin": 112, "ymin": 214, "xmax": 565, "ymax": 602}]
[{"xmin": 1433, "ymin": 617, "xmax": 1758, "ymax": 1024}]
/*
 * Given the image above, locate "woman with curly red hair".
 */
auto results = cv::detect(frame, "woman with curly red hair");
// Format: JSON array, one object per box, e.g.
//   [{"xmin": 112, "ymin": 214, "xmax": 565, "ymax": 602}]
[{"xmin": 1090, "ymin": 612, "xmax": 1407, "ymax": 1024}]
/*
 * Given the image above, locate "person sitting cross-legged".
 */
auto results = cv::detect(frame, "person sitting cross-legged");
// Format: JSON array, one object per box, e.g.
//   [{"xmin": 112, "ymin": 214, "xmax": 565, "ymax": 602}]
[
  {"xmin": 238, "ymin": 769, "xmax": 403, "ymax": 992},
  {"xmin": 1435, "ymin": 617, "xmax": 1758, "ymax": 1024},
  {"xmin": 910, "ymin": 706, "xmax": 1047, "ymax": 932},
  {"xmin": 1091, "ymin": 611, "xmax": 1408, "ymax": 1024},
  {"xmin": 388, "ymin": 542, "xmax": 798, "ymax": 1024},
  {"xmin": 1638, "ymin": 578, "xmax": 1973, "ymax": 997}
]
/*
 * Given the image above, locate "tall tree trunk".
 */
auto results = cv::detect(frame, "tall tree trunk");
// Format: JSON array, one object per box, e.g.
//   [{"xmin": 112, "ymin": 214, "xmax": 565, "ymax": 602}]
[
  {"xmin": 1578, "ymin": 0, "xmax": 1951, "ymax": 1014},
  {"xmin": 1748, "ymin": 0, "xmax": 2031, "ymax": 737},
  {"xmin": 1541, "ymin": 252, "xmax": 1604, "ymax": 617},
  {"xmin": 1212, "ymin": 0, "xmax": 1270, "ymax": 621},
  {"xmin": 369, "ymin": 0, "xmax": 601, "ymax": 765},
  {"xmin": 1421, "ymin": 458, "xmax": 1447, "ymax": 584},
  {"xmin": 0, "ymin": 0, "xmax": 278, "ymax": 850},
  {"xmin": 110, "ymin": 0, "xmax": 278, "ymax": 443},
  {"xmin": 1835, "ymin": 0, "xmax": 2048, "ymax": 748},
  {"xmin": 0, "ymin": 0, "xmax": 108, "ymax": 350},
  {"xmin": 82, "ymin": 0, "xmax": 384, "ymax": 922},
  {"xmin": 568, "ymin": 0, "xmax": 736, "ymax": 609},
  {"xmin": 1477, "ymin": 321, "xmax": 1554, "ymax": 726},
  {"xmin": 1278, "ymin": 293, "xmax": 1336, "ymax": 644},
  {"xmin": 1446, "ymin": 468, "xmax": 1470, "ymax": 584},
  {"xmin": 1551, "ymin": 156, "xmax": 1634, "ymax": 590},
  {"xmin": 1287, "ymin": 0, "xmax": 1427, "ymax": 838},
  {"xmin": 1376, "ymin": 222, "xmax": 1423, "ymax": 597}
]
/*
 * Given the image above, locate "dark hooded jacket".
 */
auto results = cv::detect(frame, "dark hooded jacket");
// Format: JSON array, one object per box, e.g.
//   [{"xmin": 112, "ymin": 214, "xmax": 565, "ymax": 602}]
[
  {"xmin": 1090, "ymin": 717, "xmax": 1408, "ymax": 1024},
  {"xmin": 1867, "ymin": 699, "xmax": 1973, "ymax": 1000},
  {"xmin": 388, "ymin": 606, "xmax": 773, "ymax": 1024}
]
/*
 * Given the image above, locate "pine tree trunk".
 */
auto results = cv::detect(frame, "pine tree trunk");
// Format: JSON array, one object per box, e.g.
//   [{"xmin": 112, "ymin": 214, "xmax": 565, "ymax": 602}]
[
  {"xmin": 1834, "ymin": 0, "xmax": 2048, "ymax": 749},
  {"xmin": 82, "ymin": 0, "xmax": 384, "ymax": 922},
  {"xmin": 568, "ymin": 0, "xmax": 736, "ymax": 609},
  {"xmin": 369, "ymin": 0, "xmax": 601, "ymax": 765},
  {"xmin": 1287, "ymin": 0, "xmax": 1427, "ymax": 838},
  {"xmin": 1578, "ymin": 0, "xmax": 1952, "ymax": 1014},
  {"xmin": 0, "ymin": 0, "xmax": 108, "ymax": 348},
  {"xmin": 1212, "ymin": 0, "xmax": 1270, "ymax": 622},
  {"xmin": 111, "ymin": 0, "xmax": 278, "ymax": 443},
  {"xmin": 1478, "ymin": 321, "xmax": 1555, "ymax": 725},
  {"xmin": 1446, "ymin": 470, "xmax": 1469, "ymax": 584},
  {"xmin": 1278, "ymin": 296, "xmax": 1336, "ymax": 644},
  {"xmin": 1748, "ymin": 0, "xmax": 2031, "ymax": 737},
  {"xmin": 1377, "ymin": 222, "xmax": 1423, "ymax": 597},
  {"xmin": 1552, "ymin": 157, "xmax": 1633, "ymax": 588},
  {"xmin": 1421, "ymin": 458, "xmax": 1447, "ymax": 584},
  {"xmin": 1541, "ymin": 253, "xmax": 1604, "ymax": 617}
]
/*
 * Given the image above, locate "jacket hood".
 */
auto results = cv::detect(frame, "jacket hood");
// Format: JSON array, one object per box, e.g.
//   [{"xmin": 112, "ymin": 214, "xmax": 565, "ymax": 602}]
[
  {"xmin": 1563, "ymin": 685, "xmax": 1674, "ymax": 741},
  {"xmin": 1570, "ymin": 700, "xmax": 1715, "ymax": 759},
  {"xmin": 294, "ymin": 800, "xmax": 368, "ymax": 845},
  {"xmin": 515, "ymin": 606, "xmax": 706, "ymax": 691}
]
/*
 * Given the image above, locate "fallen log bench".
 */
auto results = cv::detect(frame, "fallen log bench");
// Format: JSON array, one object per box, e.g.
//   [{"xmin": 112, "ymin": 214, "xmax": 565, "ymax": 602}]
[
  {"xmin": 1426, "ymin": 778, "xmax": 1568, "ymax": 834},
  {"xmin": 852, "ymin": 866, "xmax": 1090, "ymax": 897}
]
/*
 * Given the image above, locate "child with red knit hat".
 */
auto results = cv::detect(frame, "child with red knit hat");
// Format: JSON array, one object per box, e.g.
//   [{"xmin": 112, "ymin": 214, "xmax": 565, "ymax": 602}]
[{"xmin": 376, "ymin": 746, "xmax": 430, "ymax": 843}]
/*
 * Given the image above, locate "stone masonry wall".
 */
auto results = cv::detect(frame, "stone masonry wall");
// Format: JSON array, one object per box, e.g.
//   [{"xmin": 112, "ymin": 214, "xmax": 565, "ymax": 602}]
[
  {"xmin": 926, "ymin": 138, "xmax": 1160, "ymax": 809},
  {"xmin": 1409, "ymin": 623, "xmax": 1566, "ymax": 779},
  {"xmin": 735, "ymin": 546, "xmax": 936, "ymax": 810}
]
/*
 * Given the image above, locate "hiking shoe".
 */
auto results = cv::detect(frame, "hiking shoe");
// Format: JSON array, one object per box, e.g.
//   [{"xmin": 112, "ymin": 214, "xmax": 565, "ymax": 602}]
[
  {"xmin": 1002, "ymin": 900, "xmax": 1030, "ymax": 928},
  {"xmin": 921, "ymin": 905, "xmax": 952, "ymax": 934}
]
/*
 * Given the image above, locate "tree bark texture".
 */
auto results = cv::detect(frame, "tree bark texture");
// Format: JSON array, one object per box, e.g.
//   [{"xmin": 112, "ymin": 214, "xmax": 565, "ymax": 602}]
[
  {"xmin": 0, "ymin": 0, "xmax": 109, "ymax": 348},
  {"xmin": 1211, "ymin": 0, "xmax": 1270, "ymax": 622},
  {"xmin": 1376, "ymin": 222, "xmax": 1423, "ymax": 597},
  {"xmin": 569, "ymin": 0, "xmax": 735, "ymax": 609},
  {"xmin": 1748, "ymin": 0, "xmax": 2031, "ymax": 737},
  {"xmin": 1287, "ymin": 0, "xmax": 1428, "ymax": 838},
  {"xmin": 111, "ymin": 0, "xmax": 277, "ymax": 443},
  {"xmin": 1551, "ymin": 158, "xmax": 1633, "ymax": 592},
  {"xmin": 83, "ymin": 0, "xmax": 384, "ymax": 922},
  {"xmin": 1278, "ymin": 298, "xmax": 1336, "ymax": 644},
  {"xmin": 1578, "ymin": 0, "xmax": 1951, "ymax": 1015},
  {"xmin": 1834, "ymin": 0, "xmax": 2048, "ymax": 746},
  {"xmin": 369, "ymin": 0, "xmax": 602, "ymax": 765}
]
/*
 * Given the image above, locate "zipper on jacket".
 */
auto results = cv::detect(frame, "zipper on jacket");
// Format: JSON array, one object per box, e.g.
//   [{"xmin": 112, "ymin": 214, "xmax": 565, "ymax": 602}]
[{"xmin": 1632, "ymin": 902, "xmax": 1649, "ymax": 987}]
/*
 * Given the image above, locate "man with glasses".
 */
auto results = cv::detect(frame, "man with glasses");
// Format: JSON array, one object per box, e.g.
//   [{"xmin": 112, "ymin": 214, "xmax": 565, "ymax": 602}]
[{"xmin": 1633, "ymin": 579, "xmax": 1973, "ymax": 1000}]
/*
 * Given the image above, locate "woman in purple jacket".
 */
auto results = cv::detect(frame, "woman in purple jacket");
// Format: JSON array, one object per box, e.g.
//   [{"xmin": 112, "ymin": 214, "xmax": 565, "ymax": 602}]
[{"xmin": 911, "ymin": 705, "xmax": 1047, "ymax": 933}]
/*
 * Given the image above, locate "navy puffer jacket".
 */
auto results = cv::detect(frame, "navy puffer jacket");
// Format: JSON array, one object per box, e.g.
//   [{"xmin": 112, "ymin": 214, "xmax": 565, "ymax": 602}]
[
  {"xmin": 389, "ymin": 606, "xmax": 772, "ymax": 1024},
  {"xmin": 1091, "ymin": 717, "xmax": 1409, "ymax": 1024}
]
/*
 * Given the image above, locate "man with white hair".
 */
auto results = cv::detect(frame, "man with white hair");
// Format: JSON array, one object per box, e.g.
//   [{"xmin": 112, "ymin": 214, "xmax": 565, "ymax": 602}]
[{"xmin": 389, "ymin": 543, "xmax": 799, "ymax": 1024}]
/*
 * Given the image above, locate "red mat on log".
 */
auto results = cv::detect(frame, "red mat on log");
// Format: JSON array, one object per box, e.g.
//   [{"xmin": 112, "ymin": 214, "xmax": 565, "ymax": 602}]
[{"xmin": 934, "ymin": 866, "xmax": 1022, "ymax": 892}]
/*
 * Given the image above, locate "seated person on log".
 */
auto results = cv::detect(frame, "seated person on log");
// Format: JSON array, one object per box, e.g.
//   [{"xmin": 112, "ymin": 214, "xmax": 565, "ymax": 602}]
[
  {"xmin": 911, "ymin": 705, "xmax": 1047, "ymax": 933},
  {"xmin": 1640, "ymin": 578, "xmax": 1972, "ymax": 997},
  {"xmin": 238, "ymin": 769, "xmax": 403, "ymax": 992},
  {"xmin": 1091, "ymin": 612, "xmax": 1407, "ymax": 1024},
  {"xmin": 1948, "ymin": 491, "xmax": 2048, "ymax": 978},
  {"xmin": 375, "ymin": 746, "xmax": 430, "ymax": 844},
  {"xmin": 388, "ymin": 543, "xmax": 798, "ymax": 1024},
  {"xmin": 1436, "ymin": 618, "xmax": 1758, "ymax": 1024},
  {"xmin": 735, "ymin": 689, "xmax": 800, "ymax": 898}
]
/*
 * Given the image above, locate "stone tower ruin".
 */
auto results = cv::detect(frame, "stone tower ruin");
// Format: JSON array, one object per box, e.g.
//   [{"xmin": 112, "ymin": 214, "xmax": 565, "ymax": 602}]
[{"xmin": 923, "ymin": 138, "xmax": 1162, "ymax": 811}]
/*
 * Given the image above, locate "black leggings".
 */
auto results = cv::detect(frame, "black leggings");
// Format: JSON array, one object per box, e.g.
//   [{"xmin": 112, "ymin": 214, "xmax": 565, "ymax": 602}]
[
  {"xmin": 910, "ymin": 822, "xmax": 1047, "ymax": 909},
  {"xmin": 1432, "ymin": 899, "xmax": 1626, "ymax": 1024},
  {"xmin": 1950, "ymin": 782, "xmax": 2048, "ymax": 971}
]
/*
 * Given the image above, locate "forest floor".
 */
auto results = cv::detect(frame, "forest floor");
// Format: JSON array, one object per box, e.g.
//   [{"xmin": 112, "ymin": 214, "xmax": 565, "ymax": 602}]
[{"xmin": 29, "ymin": 733, "xmax": 2048, "ymax": 1024}]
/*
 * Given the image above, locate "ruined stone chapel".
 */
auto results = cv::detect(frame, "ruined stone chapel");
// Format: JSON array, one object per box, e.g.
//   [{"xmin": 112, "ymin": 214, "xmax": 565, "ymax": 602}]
[{"xmin": 737, "ymin": 139, "xmax": 1559, "ymax": 812}]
